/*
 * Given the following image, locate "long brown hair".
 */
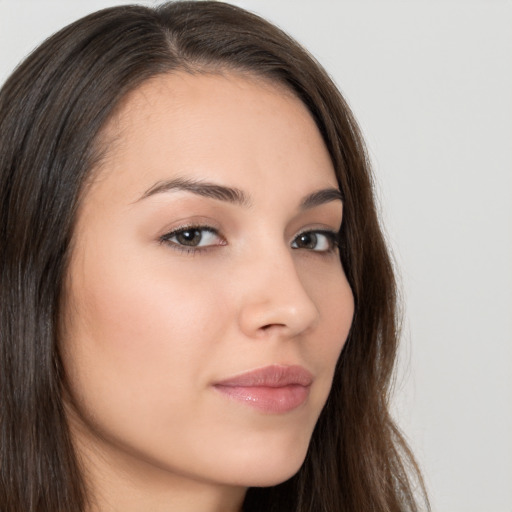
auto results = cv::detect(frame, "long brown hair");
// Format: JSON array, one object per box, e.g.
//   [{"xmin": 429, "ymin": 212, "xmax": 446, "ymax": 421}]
[{"xmin": 0, "ymin": 2, "xmax": 429, "ymax": 511}]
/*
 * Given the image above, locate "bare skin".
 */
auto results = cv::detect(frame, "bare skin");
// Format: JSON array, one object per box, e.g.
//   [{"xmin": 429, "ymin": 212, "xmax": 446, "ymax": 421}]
[{"xmin": 61, "ymin": 71, "xmax": 354, "ymax": 512}]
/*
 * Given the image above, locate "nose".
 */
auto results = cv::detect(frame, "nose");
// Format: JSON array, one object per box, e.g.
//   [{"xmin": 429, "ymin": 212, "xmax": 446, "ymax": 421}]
[{"xmin": 237, "ymin": 247, "xmax": 319, "ymax": 339}]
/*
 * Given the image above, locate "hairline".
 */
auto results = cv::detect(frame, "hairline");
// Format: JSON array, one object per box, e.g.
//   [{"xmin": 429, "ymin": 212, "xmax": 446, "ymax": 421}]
[{"xmin": 83, "ymin": 65, "xmax": 304, "ymax": 198}]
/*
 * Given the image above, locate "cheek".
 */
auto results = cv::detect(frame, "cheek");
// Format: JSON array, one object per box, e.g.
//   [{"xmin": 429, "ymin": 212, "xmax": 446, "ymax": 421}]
[
  {"xmin": 323, "ymin": 278, "xmax": 353, "ymax": 359},
  {"xmin": 61, "ymin": 238, "xmax": 227, "ymax": 435},
  {"xmin": 300, "ymin": 258, "xmax": 354, "ymax": 387},
  {"xmin": 60, "ymin": 241, "xmax": 244, "ymax": 485}
]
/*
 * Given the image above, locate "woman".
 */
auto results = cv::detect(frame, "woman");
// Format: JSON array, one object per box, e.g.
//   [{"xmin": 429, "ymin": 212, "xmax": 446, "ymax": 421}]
[{"xmin": 0, "ymin": 2, "xmax": 429, "ymax": 511}]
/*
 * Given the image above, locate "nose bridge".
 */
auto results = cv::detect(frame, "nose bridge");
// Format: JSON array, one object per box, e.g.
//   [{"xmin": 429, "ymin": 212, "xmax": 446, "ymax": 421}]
[{"xmin": 237, "ymin": 241, "xmax": 319, "ymax": 338}]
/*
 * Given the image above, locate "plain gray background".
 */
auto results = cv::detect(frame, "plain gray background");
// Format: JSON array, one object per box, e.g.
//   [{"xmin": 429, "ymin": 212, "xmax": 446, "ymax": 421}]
[{"xmin": 1, "ymin": 1, "xmax": 511, "ymax": 511}]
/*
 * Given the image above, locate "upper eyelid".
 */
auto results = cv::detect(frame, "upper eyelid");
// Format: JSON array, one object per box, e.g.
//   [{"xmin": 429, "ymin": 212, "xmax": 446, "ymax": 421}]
[
  {"xmin": 160, "ymin": 223, "xmax": 220, "ymax": 238},
  {"xmin": 294, "ymin": 227, "xmax": 338, "ymax": 236},
  {"xmin": 166, "ymin": 224, "xmax": 218, "ymax": 234},
  {"xmin": 293, "ymin": 228, "xmax": 340, "ymax": 242}
]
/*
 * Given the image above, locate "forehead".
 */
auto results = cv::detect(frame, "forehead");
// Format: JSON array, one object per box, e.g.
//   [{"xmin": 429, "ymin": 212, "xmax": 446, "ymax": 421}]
[{"xmin": 91, "ymin": 71, "xmax": 337, "ymax": 203}]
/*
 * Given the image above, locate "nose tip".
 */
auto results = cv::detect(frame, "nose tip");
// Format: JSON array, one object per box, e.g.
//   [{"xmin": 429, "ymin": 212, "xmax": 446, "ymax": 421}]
[
  {"xmin": 241, "ymin": 301, "xmax": 319, "ymax": 338},
  {"xmin": 237, "ymin": 259, "xmax": 320, "ymax": 339}
]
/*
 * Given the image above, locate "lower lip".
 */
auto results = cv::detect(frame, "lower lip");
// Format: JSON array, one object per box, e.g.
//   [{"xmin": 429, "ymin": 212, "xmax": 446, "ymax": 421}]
[{"xmin": 213, "ymin": 384, "xmax": 310, "ymax": 413}]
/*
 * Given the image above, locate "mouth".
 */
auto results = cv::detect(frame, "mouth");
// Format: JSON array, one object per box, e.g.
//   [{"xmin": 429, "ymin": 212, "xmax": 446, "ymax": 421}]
[{"xmin": 213, "ymin": 364, "xmax": 313, "ymax": 414}]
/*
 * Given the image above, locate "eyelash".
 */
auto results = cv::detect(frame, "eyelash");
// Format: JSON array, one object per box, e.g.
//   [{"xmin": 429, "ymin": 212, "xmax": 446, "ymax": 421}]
[
  {"xmin": 159, "ymin": 224, "xmax": 340, "ymax": 255},
  {"xmin": 159, "ymin": 225, "xmax": 223, "ymax": 255}
]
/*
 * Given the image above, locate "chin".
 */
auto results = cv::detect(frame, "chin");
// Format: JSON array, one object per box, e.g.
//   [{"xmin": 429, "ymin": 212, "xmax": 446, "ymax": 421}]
[{"xmin": 217, "ymin": 437, "xmax": 310, "ymax": 488}]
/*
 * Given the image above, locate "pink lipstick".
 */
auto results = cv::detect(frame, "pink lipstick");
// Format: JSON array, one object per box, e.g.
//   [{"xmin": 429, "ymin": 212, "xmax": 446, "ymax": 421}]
[{"xmin": 213, "ymin": 364, "xmax": 313, "ymax": 414}]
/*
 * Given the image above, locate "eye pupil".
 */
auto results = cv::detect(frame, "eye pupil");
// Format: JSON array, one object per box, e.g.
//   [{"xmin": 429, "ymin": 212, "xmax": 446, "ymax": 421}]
[
  {"xmin": 176, "ymin": 229, "xmax": 202, "ymax": 246},
  {"xmin": 297, "ymin": 232, "xmax": 317, "ymax": 249}
]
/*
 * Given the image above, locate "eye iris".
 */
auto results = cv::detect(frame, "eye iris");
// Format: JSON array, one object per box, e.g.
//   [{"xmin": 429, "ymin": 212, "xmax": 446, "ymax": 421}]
[
  {"xmin": 297, "ymin": 232, "xmax": 317, "ymax": 249},
  {"xmin": 176, "ymin": 229, "xmax": 202, "ymax": 246}
]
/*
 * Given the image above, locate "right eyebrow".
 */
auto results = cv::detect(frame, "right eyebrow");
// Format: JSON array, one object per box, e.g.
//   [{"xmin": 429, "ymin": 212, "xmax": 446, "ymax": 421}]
[{"xmin": 137, "ymin": 177, "xmax": 252, "ymax": 207}]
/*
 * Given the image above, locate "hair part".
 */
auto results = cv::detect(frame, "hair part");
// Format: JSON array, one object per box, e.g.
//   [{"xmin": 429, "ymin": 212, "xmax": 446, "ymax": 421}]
[{"xmin": 0, "ymin": 2, "xmax": 429, "ymax": 511}]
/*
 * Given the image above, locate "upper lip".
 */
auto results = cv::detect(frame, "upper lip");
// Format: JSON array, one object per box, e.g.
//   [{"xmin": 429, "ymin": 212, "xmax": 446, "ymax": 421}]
[{"xmin": 214, "ymin": 364, "xmax": 313, "ymax": 388}]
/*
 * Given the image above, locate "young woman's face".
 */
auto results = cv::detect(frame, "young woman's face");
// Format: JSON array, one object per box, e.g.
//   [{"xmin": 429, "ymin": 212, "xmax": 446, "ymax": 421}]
[{"xmin": 62, "ymin": 72, "xmax": 354, "ymax": 503}]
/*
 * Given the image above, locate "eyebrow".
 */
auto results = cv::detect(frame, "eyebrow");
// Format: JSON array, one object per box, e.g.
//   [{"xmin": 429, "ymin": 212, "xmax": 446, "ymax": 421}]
[
  {"xmin": 299, "ymin": 187, "xmax": 343, "ymax": 210},
  {"xmin": 139, "ymin": 177, "xmax": 251, "ymax": 206},
  {"xmin": 138, "ymin": 177, "xmax": 342, "ymax": 210}
]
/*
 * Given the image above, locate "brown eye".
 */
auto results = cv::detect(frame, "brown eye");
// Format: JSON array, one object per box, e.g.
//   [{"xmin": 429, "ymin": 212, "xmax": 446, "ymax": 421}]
[
  {"xmin": 295, "ymin": 232, "xmax": 318, "ymax": 249},
  {"xmin": 174, "ymin": 229, "xmax": 203, "ymax": 246},
  {"xmin": 291, "ymin": 231, "xmax": 337, "ymax": 252},
  {"xmin": 161, "ymin": 226, "xmax": 224, "ymax": 250}
]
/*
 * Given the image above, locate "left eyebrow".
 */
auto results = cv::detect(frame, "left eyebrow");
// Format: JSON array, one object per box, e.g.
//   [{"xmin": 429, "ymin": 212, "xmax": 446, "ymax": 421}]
[{"xmin": 299, "ymin": 187, "xmax": 343, "ymax": 210}]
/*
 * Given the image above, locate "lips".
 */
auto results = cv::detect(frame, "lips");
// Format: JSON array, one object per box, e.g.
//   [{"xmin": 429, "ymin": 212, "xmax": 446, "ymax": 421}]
[{"xmin": 213, "ymin": 364, "xmax": 313, "ymax": 414}]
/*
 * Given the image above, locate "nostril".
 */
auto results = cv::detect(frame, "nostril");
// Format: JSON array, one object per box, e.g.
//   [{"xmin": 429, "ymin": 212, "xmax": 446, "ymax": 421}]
[{"xmin": 261, "ymin": 323, "xmax": 284, "ymax": 331}]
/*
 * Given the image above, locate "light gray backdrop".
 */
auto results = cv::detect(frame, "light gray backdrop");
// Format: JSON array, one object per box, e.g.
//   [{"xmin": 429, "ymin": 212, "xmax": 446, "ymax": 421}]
[{"xmin": 1, "ymin": 1, "xmax": 511, "ymax": 511}]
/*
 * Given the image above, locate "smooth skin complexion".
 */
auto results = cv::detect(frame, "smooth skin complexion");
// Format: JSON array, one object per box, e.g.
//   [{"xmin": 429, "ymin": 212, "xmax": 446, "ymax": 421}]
[{"xmin": 61, "ymin": 72, "xmax": 354, "ymax": 512}]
